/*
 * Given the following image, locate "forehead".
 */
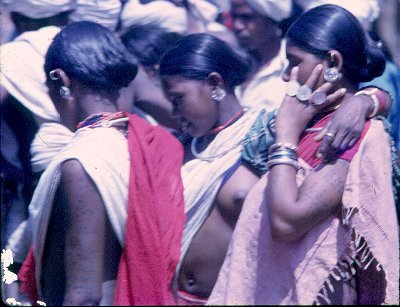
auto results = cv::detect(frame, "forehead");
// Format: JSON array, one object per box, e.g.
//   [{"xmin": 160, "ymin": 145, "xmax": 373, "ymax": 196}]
[
  {"xmin": 160, "ymin": 76, "xmax": 203, "ymax": 92},
  {"xmin": 231, "ymin": 0, "xmax": 256, "ymax": 14}
]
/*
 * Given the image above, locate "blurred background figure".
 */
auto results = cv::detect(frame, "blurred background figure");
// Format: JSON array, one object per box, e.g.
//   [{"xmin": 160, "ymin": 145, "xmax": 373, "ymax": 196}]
[
  {"xmin": 227, "ymin": 0, "xmax": 296, "ymax": 111},
  {"xmin": 119, "ymin": 23, "xmax": 182, "ymax": 130}
]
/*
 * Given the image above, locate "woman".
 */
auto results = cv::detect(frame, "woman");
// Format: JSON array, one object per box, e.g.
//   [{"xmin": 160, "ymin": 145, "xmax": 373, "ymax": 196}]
[
  {"xmin": 119, "ymin": 23, "xmax": 182, "ymax": 130},
  {"xmin": 14, "ymin": 21, "xmax": 185, "ymax": 306},
  {"xmin": 208, "ymin": 4, "xmax": 399, "ymax": 305},
  {"xmin": 158, "ymin": 32, "xmax": 393, "ymax": 304}
]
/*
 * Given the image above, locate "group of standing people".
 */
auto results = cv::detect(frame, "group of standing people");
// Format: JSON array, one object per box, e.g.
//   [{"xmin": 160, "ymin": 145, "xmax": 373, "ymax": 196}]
[{"xmin": 1, "ymin": 0, "xmax": 399, "ymax": 306}]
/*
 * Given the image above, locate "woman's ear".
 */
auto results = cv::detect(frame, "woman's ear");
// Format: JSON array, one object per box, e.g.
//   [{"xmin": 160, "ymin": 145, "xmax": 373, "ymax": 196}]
[
  {"xmin": 327, "ymin": 50, "xmax": 344, "ymax": 71},
  {"xmin": 49, "ymin": 68, "xmax": 71, "ymax": 87},
  {"xmin": 206, "ymin": 72, "xmax": 225, "ymax": 88}
]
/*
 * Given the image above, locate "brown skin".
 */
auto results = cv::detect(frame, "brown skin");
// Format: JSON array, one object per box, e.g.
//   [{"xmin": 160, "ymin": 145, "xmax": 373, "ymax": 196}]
[
  {"xmin": 230, "ymin": 0, "xmax": 282, "ymax": 89},
  {"xmin": 267, "ymin": 47, "xmax": 356, "ymax": 242},
  {"xmin": 42, "ymin": 69, "xmax": 124, "ymax": 305},
  {"xmin": 117, "ymin": 65, "xmax": 179, "ymax": 130},
  {"xmin": 161, "ymin": 72, "xmax": 259, "ymax": 297}
]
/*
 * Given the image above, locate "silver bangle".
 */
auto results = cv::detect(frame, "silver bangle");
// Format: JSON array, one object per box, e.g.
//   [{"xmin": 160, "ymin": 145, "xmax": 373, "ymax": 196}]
[
  {"xmin": 268, "ymin": 142, "xmax": 299, "ymax": 155},
  {"xmin": 355, "ymin": 89, "xmax": 379, "ymax": 118}
]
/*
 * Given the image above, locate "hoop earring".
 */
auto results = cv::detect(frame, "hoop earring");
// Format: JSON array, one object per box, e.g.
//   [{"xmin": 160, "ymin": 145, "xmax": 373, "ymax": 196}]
[
  {"xmin": 49, "ymin": 70, "xmax": 60, "ymax": 80},
  {"xmin": 323, "ymin": 67, "xmax": 342, "ymax": 82},
  {"xmin": 211, "ymin": 86, "xmax": 226, "ymax": 102},
  {"xmin": 60, "ymin": 86, "xmax": 71, "ymax": 100}
]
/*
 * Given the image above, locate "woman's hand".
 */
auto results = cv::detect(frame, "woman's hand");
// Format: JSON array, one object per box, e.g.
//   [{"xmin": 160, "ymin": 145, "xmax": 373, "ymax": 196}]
[
  {"xmin": 275, "ymin": 65, "xmax": 345, "ymax": 144},
  {"xmin": 314, "ymin": 95, "xmax": 370, "ymax": 161}
]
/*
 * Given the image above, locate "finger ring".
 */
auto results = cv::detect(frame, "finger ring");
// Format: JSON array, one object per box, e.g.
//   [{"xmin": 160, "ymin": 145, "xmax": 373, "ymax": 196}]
[
  {"xmin": 296, "ymin": 84, "xmax": 312, "ymax": 101},
  {"xmin": 286, "ymin": 80, "xmax": 300, "ymax": 97},
  {"xmin": 310, "ymin": 90, "xmax": 327, "ymax": 106},
  {"xmin": 325, "ymin": 132, "xmax": 335, "ymax": 139}
]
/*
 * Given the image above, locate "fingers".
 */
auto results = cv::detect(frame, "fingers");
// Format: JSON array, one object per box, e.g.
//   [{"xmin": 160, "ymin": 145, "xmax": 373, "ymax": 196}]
[
  {"xmin": 314, "ymin": 125, "xmax": 329, "ymax": 142},
  {"xmin": 304, "ymin": 64, "xmax": 323, "ymax": 89},
  {"xmin": 290, "ymin": 66, "xmax": 299, "ymax": 81}
]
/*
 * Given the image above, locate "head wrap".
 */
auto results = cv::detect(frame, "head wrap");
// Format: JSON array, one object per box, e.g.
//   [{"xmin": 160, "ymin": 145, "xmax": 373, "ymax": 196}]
[
  {"xmin": 69, "ymin": 0, "xmax": 122, "ymax": 31},
  {"xmin": 2, "ymin": 0, "xmax": 77, "ymax": 19},
  {"xmin": 120, "ymin": 0, "xmax": 219, "ymax": 33},
  {"xmin": 296, "ymin": 0, "xmax": 380, "ymax": 30},
  {"xmin": 244, "ymin": 0, "xmax": 292, "ymax": 22}
]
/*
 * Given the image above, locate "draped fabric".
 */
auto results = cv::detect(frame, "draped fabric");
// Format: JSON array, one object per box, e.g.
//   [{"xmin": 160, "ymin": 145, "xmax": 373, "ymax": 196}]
[
  {"xmin": 113, "ymin": 114, "xmax": 185, "ymax": 305},
  {"xmin": 18, "ymin": 114, "xmax": 185, "ymax": 305},
  {"xmin": 177, "ymin": 108, "xmax": 260, "ymax": 276},
  {"xmin": 208, "ymin": 119, "xmax": 399, "ymax": 305}
]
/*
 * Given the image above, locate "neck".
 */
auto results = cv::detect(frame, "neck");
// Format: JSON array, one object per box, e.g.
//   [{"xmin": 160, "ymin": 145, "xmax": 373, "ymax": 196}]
[
  {"xmin": 215, "ymin": 93, "xmax": 244, "ymax": 129},
  {"xmin": 77, "ymin": 94, "xmax": 119, "ymax": 123}
]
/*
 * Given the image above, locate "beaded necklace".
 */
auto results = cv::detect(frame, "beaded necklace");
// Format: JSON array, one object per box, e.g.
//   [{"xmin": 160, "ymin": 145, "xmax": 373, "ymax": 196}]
[
  {"xmin": 76, "ymin": 111, "xmax": 129, "ymax": 136},
  {"xmin": 190, "ymin": 108, "xmax": 249, "ymax": 161},
  {"xmin": 206, "ymin": 108, "xmax": 246, "ymax": 135}
]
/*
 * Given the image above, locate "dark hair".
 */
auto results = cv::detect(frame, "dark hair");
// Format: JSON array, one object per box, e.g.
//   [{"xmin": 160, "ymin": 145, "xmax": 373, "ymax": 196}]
[
  {"xmin": 44, "ymin": 21, "xmax": 138, "ymax": 91},
  {"xmin": 120, "ymin": 23, "xmax": 182, "ymax": 68},
  {"xmin": 286, "ymin": 4, "xmax": 386, "ymax": 82},
  {"xmin": 158, "ymin": 33, "xmax": 252, "ymax": 88}
]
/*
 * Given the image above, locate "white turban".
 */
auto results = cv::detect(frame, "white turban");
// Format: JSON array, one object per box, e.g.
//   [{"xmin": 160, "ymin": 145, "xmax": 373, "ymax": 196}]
[
  {"xmin": 2, "ymin": 0, "xmax": 77, "ymax": 19},
  {"xmin": 296, "ymin": 0, "xmax": 380, "ymax": 30},
  {"xmin": 69, "ymin": 0, "xmax": 122, "ymax": 31},
  {"xmin": 245, "ymin": 0, "xmax": 292, "ymax": 22},
  {"xmin": 120, "ymin": 0, "xmax": 219, "ymax": 33}
]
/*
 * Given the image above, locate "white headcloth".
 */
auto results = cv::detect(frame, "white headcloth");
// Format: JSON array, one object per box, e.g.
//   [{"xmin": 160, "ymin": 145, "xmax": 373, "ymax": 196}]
[
  {"xmin": 2, "ymin": 0, "xmax": 77, "ymax": 19},
  {"xmin": 69, "ymin": 0, "xmax": 122, "ymax": 31},
  {"xmin": 245, "ymin": 0, "xmax": 292, "ymax": 22}
]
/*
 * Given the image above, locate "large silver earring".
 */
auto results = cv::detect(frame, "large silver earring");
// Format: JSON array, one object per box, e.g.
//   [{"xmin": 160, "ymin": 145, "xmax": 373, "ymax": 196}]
[
  {"xmin": 60, "ymin": 86, "xmax": 71, "ymax": 100},
  {"xmin": 211, "ymin": 86, "xmax": 226, "ymax": 102},
  {"xmin": 323, "ymin": 67, "xmax": 342, "ymax": 82}
]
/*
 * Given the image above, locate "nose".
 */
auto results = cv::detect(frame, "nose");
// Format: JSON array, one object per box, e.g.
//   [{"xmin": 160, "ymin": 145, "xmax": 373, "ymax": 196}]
[{"xmin": 231, "ymin": 17, "xmax": 244, "ymax": 32}]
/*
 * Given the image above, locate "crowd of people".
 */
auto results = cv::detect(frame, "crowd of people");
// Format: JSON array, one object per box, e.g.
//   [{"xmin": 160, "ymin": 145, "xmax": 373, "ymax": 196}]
[{"xmin": 1, "ymin": 0, "xmax": 399, "ymax": 306}]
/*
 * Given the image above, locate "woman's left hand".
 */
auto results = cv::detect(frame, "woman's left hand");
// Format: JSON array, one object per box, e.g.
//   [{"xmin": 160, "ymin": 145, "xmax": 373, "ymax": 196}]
[{"xmin": 314, "ymin": 95, "xmax": 371, "ymax": 161}]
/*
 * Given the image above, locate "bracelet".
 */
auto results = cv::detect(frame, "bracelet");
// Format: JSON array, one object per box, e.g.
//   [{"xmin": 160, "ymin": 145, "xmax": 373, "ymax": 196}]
[
  {"xmin": 354, "ymin": 87, "xmax": 379, "ymax": 118},
  {"xmin": 268, "ymin": 142, "xmax": 298, "ymax": 155},
  {"xmin": 266, "ymin": 158, "xmax": 299, "ymax": 171},
  {"xmin": 268, "ymin": 149, "xmax": 298, "ymax": 160}
]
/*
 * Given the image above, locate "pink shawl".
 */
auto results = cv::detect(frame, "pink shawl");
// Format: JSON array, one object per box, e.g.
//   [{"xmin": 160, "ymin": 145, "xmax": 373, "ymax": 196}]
[{"xmin": 208, "ymin": 119, "xmax": 399, "ymax": 305}]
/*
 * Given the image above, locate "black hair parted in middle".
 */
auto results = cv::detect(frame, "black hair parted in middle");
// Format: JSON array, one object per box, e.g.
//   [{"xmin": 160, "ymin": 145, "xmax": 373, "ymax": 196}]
[
  {"xmin": 44, "ymin": 21, "xmax": 138, "ymax": 92},
  {"xmin": 286, "ymin": 4, "xmax": 386, "ymax": 83},
  {"xmin": 158, "ymin": 33, "xmax": 253, "ymax": 88}
]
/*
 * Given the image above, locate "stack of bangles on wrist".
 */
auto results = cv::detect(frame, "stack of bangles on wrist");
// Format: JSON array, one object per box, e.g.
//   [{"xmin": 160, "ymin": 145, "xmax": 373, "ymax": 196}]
[
  {"xmin": 354, "ymin": 87, "xmax": 390, "ymax": 118},
  {"xmin": 266, "ymin": 142, "xmax": 299, "ymax": 171}
]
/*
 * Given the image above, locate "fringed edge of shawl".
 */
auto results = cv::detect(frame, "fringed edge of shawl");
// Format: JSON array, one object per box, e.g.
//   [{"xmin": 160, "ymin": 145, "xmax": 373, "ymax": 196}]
[{"xmin": 313, "ymin": 226, "xmax": 385, "ymax": 305}]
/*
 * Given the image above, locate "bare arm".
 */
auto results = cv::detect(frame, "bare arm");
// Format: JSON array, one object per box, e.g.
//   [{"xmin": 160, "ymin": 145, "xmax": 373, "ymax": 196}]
[
  {"xmin": 267, "ymin": 65, "xmax": 349, "ymax": 242},
  {"xmin": 267, "ymin": 157, "xmax": 348, "ymax": 242},
  {"xmin": 60, "ymin": 159, "xmax": 105, "ymax": 306}
]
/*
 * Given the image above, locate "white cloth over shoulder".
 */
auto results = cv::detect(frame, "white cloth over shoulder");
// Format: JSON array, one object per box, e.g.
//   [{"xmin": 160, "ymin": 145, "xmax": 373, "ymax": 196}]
[
  {"xmin": 245, "ymin": 0, "xmax": 292, "ymax": 21},
  {"xmin": 178, "ymin": 108, "xmax": 260, "ymax": 274},
  {"xmin": 2, "ymin": 0, "xmax": 76, "ymax": 18},
  {"xmin": 28, "ymin": 127, "xmax": 130, "ymax": 298},
  {"xmin": 236, "ymin": 41, "xmax": 287, "ymax": 111},
  {"xmin": 0, "ymin": 26, "xmax": 61, "ymax": 122},
  {"xmin": 30, "ymin": 122, "xmax": 74, "ymax": 173}
]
